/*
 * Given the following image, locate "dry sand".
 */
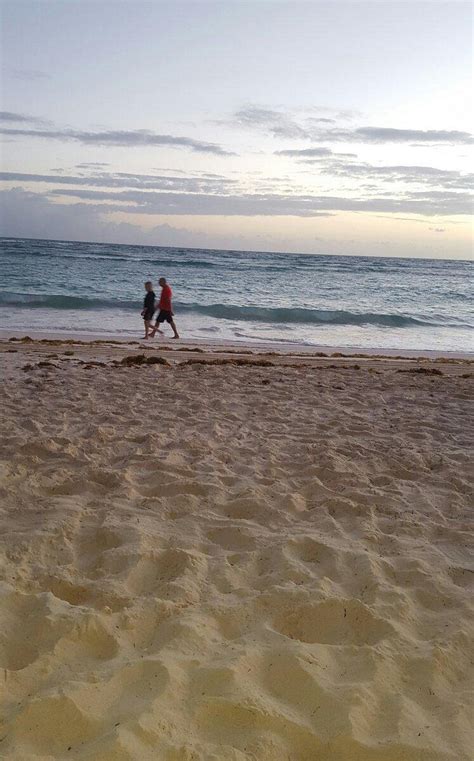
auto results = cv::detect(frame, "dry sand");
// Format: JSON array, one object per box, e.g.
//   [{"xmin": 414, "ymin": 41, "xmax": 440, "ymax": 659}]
[{"xmin": 0, "ymin": 338, "xmax": 473, "ymax": 761}]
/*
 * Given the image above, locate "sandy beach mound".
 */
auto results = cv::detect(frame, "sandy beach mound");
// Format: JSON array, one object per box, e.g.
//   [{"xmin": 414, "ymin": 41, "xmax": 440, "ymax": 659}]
[{"xmin": 0, "ymin": 342, "xmax": 473, "ymax": 760}]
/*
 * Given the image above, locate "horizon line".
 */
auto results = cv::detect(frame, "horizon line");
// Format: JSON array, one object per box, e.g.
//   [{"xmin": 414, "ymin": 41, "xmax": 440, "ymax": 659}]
[{"xmin": 0, "ymin": 235, "xmax": 471, "ymax": 264}]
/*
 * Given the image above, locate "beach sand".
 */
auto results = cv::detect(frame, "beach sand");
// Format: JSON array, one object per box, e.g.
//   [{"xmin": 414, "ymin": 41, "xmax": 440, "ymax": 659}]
[{"xmin": 0, "ymin": 338, "xmax": 473, "ymax": 760}]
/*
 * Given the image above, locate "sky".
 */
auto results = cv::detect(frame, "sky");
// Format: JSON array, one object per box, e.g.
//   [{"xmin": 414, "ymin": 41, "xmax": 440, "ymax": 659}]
[{"xmin": 0, "ymin": 0, "xmax": 472, "ymax": 258}]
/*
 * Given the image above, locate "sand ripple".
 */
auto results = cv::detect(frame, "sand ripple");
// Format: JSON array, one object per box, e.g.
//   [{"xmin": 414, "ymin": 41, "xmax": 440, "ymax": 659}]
[{"xmin": 0, "ymin": 349, "xmax": 473, "ymax": 760}]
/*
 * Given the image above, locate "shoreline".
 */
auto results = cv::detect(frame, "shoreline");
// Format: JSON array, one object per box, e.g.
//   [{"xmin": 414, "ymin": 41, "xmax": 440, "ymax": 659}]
[{"xmin": 1, "ymin": 329, "xmax": 472, "ymax": 361}]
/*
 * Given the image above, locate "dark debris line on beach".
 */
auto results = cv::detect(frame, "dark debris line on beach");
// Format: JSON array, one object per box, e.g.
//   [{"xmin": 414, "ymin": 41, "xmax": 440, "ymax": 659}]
[
  {"xmin": 5, "ymin": 336, "xmax": 472, "ymax": 364},
  {"xmin": 17, "ymin": 357, "xmax": 469, "ymax": 379}
]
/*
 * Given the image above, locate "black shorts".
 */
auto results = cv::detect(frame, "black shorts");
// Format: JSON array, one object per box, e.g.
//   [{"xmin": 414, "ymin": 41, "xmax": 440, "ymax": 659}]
[
  {"xmin": 155, "ymin": 309, "xmax": 174, "ymax": 324},
  {"xmin": 143, "ymin": 309, "xmax": 154, "ymax": 322}
]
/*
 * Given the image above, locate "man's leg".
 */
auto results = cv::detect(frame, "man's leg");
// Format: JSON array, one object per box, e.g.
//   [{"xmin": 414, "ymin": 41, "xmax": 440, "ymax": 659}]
[
  {"xmin": 170, "ymin": 319, "xmax": 179, "ymax": 339},
  {"xmin": 143, "ymin": 319, "xmax": 151, "ymax": 338},
  {"xmin": 150, "ymin": 320, "xmax": 164, "ymax": 338}
]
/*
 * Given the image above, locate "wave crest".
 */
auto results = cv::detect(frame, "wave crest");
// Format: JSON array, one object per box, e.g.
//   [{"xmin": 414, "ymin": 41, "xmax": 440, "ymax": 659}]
[{"xmin": 0, "ymin": 292, "xmax": 470, "ymax": 329}]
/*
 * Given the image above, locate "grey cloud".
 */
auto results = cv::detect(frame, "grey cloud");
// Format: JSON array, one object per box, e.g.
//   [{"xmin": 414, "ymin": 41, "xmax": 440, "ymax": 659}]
[
  {"xmin": 402, "ymin": 190, "xmax": 470, "ymax": 200},
  {"xmin": 76, "ymin": 162, "xmax": 111, "ymax": 169},
  {"xmin": 372, "ymin": 215, "xmax": 461, "ymax": 225},
  {"xmin": 9, "ymin": 68, "xmax": 51, "ymax": 81},
  {"xmin": 275, "ymin": 147, "xmax": 357, "ymax": 159},
  {"xmin": 0, "ymin": 188, "xmax": 285, "ymax": 251},
  {"xmin": 372, "ymin": 215, "xmax": 428, "ymax": 224},
  {"xmin": 0, "ymin": 111, "xmax": 49, "ymax": 125},
  {"xmin": 44, "ymin": 186, "xmax": 471, "ymax": 216},
  {"xmin": 309, "ymin": 126, "xmax": 473, "ymax": 145},
  {"xmin": 0, "ymin": 188, "xmax": 119, "ymax": 243},
  {"xmin": 0, "ymin": 187, "xmax": 167, "ymax": 245},
  {"xmin": 0, "ymin": 170, "xmax": 237, "ymax": 194},
  {"xmin": 0, "ymin": 127, "xmax": 235, "ymax": 156},
  {"xmin": 275, "ymin": 147, "xmax": 334, "ymax": 158},
  {"xmin": 310, "ymin": 125, "xmax": 473, "ymax": 145},
  {"xmin": 151, "ymin": 168, "xmax": 230, "ymax": 178},
  {"xmin": 231, "ymin": 106, "xmax": 357, "ymax": 139},
  {"xmin": 233, "ymin": 106, "xmax": 308, "ymax": 139},
  {"xmin": 318, "ymin": 160, "xmax": 474, "ymax": 190},
  {"xmin": 233, "ymin": 105, "xmax": 473, "ymax": 145},
  {"xmin": 306, "ymin": 107, "xmax": 359, "ymax": 121},
  {"xmin": 350, "ymin": 127, "xmax": 473, "ymax": 145}
]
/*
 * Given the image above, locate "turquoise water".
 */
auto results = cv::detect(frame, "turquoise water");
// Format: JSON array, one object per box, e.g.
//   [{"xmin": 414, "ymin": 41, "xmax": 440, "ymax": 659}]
[{"xmin": 0, "ymin": 237, "xmax": 472, "ymax": 352}]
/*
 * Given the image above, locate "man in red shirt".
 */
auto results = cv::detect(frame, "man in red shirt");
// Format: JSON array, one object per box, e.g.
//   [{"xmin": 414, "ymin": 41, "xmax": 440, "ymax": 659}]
[{"xmin": 151, "ymin": 277, "xmax": 179, "ymax": 339}]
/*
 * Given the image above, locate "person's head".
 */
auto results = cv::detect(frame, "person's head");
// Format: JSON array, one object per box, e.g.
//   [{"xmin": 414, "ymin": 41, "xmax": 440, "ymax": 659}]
[
  {"xmin": 144, "ymin": 280, "xmax": 153, "ymax": 292},
  {"xmin": 159, "ymin": 277, "xmax": 167, "ymax": 287}
]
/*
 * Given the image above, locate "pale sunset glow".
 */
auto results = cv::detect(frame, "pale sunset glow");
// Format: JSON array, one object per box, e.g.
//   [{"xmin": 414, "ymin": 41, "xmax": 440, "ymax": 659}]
[{"xmin": 1, "ymin": 0, "xmax": 472, "ymax": 258}]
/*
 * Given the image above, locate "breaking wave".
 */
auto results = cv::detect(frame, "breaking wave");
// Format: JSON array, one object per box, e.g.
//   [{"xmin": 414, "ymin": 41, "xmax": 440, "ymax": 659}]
[{"xmin": 0, "ymin": 292, "xmax": 470, "ymax": 328}]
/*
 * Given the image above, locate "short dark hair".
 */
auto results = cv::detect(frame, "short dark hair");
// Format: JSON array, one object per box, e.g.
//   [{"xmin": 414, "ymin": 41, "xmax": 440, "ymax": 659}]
[{"xmin": 145, "ymin": 280, "xmax": 152, "ymax": 286}]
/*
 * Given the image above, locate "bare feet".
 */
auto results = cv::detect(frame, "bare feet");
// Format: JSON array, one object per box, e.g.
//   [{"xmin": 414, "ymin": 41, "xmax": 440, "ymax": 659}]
[{"xmin": 172, "ymin": 334, "xmax": 180, "ymax": 339}]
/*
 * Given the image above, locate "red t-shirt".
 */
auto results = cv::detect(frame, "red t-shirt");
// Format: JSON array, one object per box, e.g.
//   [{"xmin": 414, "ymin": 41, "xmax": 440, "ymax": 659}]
[{"xmin": 159, "ymin": 284, "xmax": 172, "ymax": 311}]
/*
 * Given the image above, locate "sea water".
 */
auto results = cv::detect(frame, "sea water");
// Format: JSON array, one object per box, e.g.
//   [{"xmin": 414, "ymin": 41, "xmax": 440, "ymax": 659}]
[{"xmin": 0, "ymin": 237, "xmax": 472, "ymax": 353}]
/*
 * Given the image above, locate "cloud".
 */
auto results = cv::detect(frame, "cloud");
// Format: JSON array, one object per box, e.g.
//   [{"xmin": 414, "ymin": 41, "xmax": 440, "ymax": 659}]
[
  {"xmin": 0, "ymin": 187, "xmax": 197, "ymax": 246},
  {"xmin": 9, "ymin": 68, "xmax": 51, "ymax": 81},
  {"xmin": 0, "ymin": 111, "xmax": 49, "ymax": 126},
  {"xmin": 343, "ymin": 127, "xmax": 473, "ymax": 145},
  {"xmin": 46, "ymin": 186, "xmax": 335, "ymax": 216},
  {"xmin": 0, "ymin": 187, "xmax": 268, "ymax": 250},
  {"xmin": 1, "ymin": 188, "xmax": 470, "ymax": 259},
  {"xmin": 0, "ymin": 187, "xmax": 130, "ymax": 243},
  {"xmin": 232, "ymin": 106, "xmax": 309, "ymax": 139},
  {"xmin": 309, "ymin": 124, "xmax": 473, "ymax": 145},
  {"xmin": 39, "ymin": 185, "xmax": 471, "ymax": 216},
  {"xmin": 429, "ymin": 227, "xmax": 446, "ymax": 232},
  {"xmin": 0, "ymin": 170, "xmax": 238, "ymax": 194},
  {"xmin": 275, "ymin": 147, "xmax": 333, "ymax": 158},
  {"xmin": 76, "ymin": 162, "xmax": 111, "ymax": 169},
  {"xmin": 316, "ymin": 160, "xmax": 474, "ymax": 189},
  {"xmin": 231, "ymin": 105, "xmax": 357, "ymax": 139},
  {"xmin": 275, "ymin": 147, "xmax": 357, "ymax": 159},
  {"xmin": 0, "ymin": 127, "xmax": 235, "ymax": 155},
  {"xmin": 3, "ymin": 163, "xmax": 470, "ymax": 223},
  {"xmin": 232, "ymin": 105, "xmax": 473, "ymax": 145}
]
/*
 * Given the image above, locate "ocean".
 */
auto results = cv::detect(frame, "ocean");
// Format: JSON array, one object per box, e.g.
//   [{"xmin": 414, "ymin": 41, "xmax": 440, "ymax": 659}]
[{"xmin": 0, "ymin": 237, "xmax": 472, "ymax": 353}]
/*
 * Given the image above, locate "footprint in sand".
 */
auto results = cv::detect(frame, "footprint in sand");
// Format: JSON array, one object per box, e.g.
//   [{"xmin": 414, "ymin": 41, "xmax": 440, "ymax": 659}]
[
  {"xmin": 0, "ymin": 583, "xmax": 120, "ymax": 674},
  {"xmin": 0, "ymin": 585, "xmax": 71, "ymax": 671},
  {"xmin": 126, "ymin": 548, "xmax": 207, "ymax": 597},
  {"xmin": 447, "ymin": 565, "xmax": 474, "ymax": 590},
  {"xmin": 73, "ymin": 523, "xmax": 125, "ymax": 578},
  {"xmin": 273, "ymin": 598, "xmax": 394, "ymax": 646},
  {"xmin": 207, "ymin": 526, "xmax": 257, "ymax": 552},
  {"xmin": 8, "ymin": 694, "xmax": 99, "ymax": 756},
  {"xmin": 214, "ymin": 604, "xmax": 257, "ymax": 641},
  {"xmin": 284, "ymin": 538, "xmax": 380, "ymax": 603},
  {"xmin": 287, "ymin": 536, "xmax": 339, "ymax": 571},
  {"xmin": 54, "ymin": 615, "xmax": 119, "ymax": 663},
  {"xmin": 41, "ymin": 575, "xmax": 126, "ymax": 612},
  {"xmin": 260, "ymin": 650, "xmax": 351, "ymax": 737},
  {"xmin": 219, "ymin": 497, "xmax": 268, "ymax": 524}
]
